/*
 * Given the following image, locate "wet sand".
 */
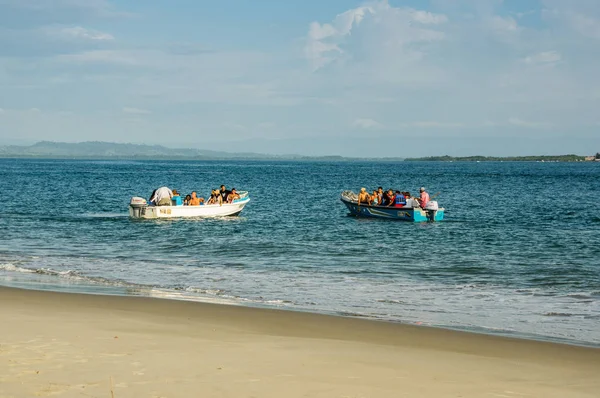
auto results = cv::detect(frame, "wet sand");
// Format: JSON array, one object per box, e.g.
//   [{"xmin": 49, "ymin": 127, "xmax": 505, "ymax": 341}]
[{"xmin": 1, "ymin": 286, "xmax": 599, "ymax": 397}]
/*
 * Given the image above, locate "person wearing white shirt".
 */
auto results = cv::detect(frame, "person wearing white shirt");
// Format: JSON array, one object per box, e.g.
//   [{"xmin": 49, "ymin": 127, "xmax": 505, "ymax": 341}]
[{"xmin": 150, "ymin": 186, "xmax": 173, "ymax": 206}]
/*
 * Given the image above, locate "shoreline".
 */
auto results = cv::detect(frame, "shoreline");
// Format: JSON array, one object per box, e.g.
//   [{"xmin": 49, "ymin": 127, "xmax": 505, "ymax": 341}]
[
  {"xmin": 2, "ymin": 285, "xmax": 600, "ymax": 352},
  {"xmin": 0, "ymin": 284, "xmax": 600, "ymax": 349},
  {"xmin": 1, "ymin": 279, "xmax": 599, "ymax": 349},
  {"xmin": 2, "ymin": 286, "xmax": 600, "ymax": 397}
]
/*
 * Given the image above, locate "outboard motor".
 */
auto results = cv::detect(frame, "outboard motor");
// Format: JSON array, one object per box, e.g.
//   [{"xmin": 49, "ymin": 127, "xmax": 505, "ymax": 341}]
[
  {"xmin": 424, "ymin": 201, "xmax": 439, "ymax": 221},
  {"xmin": 129, "ymin": 197, "xmax": 148, "ymax": 218}
]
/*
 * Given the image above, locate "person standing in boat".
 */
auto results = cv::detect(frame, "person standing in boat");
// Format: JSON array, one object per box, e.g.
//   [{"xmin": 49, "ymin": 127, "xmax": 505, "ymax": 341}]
[
  {"xmin": 418, "ymin": 187, "xmax": 430, "ymax": 208},
  {"xmin": 150, "ymin": 186, "xmax": 173, "ymax": 206},
  {"xmin": 219, "ymin": 185, "xmax": 231, "ymax": 202}
]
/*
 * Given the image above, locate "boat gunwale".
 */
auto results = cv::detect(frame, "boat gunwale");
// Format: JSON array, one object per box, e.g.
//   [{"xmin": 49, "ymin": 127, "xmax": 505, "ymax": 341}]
[{"xmin": 135, "ymin": 196, "xmax": 250, "ymax": 210}]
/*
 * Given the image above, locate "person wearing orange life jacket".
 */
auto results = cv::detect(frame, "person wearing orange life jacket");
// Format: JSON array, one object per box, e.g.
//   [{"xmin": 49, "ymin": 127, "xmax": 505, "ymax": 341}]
[{"xmin": 418, "ymin": 187, "xmax": 430, "ymax": 208}]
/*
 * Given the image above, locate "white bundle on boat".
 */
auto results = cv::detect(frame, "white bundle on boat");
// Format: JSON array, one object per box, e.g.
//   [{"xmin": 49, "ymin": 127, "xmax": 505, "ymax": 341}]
[
  {"xmin": 424, "ymin": 201, "xmax": 439, "ymax": 210},
  {"xmin": 341, "ymin": 190, "xmax": 358, "ymax": 202},
  {"xmin": 405, "ymin": 198, "xmax": 418, "ymax": 208}
]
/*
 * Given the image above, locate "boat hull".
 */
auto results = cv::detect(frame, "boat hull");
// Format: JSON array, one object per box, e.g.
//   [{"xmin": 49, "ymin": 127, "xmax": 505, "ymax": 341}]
[
  {"xmin": 341, "ymin": 197, "xmax": 444, "ymax": 222},
  {"xmin": 129, "ymin": 198, "xmax": 250, "ymax": 219}
]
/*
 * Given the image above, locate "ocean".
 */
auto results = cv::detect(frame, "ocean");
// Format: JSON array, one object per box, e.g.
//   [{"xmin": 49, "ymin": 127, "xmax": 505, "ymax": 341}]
[{"xmin": 1, "ymin": 158, "xmax": 599, "ymax": 346}]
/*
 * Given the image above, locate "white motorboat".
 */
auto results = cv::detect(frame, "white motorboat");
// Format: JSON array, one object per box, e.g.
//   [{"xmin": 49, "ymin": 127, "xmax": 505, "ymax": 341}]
[{"xmin": 129, "ymin": 191, "xmax": 250, "ymax": 219}]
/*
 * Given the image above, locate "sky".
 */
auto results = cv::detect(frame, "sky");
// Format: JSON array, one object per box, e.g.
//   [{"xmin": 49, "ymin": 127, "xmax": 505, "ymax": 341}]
[{"xmin": 0, "ymin": 0, "xmax": 599, "ymax": 157}]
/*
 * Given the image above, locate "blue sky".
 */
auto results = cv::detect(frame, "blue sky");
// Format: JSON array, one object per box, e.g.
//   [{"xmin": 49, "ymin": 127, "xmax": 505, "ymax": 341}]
[{"xmin": 0, "ymin": 0, "xmax": 599, "ymax": 156}]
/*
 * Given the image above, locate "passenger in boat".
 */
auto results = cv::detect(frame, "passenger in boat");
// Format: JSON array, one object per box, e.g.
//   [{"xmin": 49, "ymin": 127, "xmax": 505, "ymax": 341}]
[
  {"xmin": 149, "ymin": 189, "xmax": 157, "ymax": 205},
  {"xmin": 418, "ymin": 187, "xmax": 430, "ymax": 208},
  {"xmin": 219, "ymin": 185, "xmax": 231, "ymax": 202},
  {"xmin": 188, "ymin": 191, "xmax": 205, "ymax": 206},
  {"xmin": 207, "ymin": 190, "xmax": 223, "ymax": 205},
  {"xmin": 371, "ymin": 190, "xmax": 380, "ymax": 206},
  {"xmin": 377, "ymin": 187, "xmax": 384, "ymax": 201},
  {"xmin": 381, "ymin": 189, "xmax": 395, "ymax": 206},
  {"xmin": 183, "ymin": 194, "xmax": 192, "ymax": 206},
  {"xmin": 227, "ymin": 188, "xmax": 240, "ymax": 203},
  {"xmin": 394, "ymin": 190, "xmax": 407, "ymax": 208},
  {"xmin": 150, "ymin": 186, "xmax": 173, "ymax": 206},
  {"xmin": 357, "ymin": 188, "xmax": 371, "ymax": 205},
  {"xmin": 171, "ymin": 190, "xmax": 183, "ymax": 206}
]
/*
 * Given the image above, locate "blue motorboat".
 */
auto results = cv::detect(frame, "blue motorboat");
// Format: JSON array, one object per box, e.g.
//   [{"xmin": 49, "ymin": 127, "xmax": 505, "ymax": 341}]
[{"xmin": 340, "ymin": 191, "xmax": 444, "ymax": 222}]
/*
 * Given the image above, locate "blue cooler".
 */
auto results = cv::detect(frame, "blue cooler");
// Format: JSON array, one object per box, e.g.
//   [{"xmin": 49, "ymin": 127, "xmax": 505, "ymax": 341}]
[{"xmin": 172, "ymin": 196, "xmax": 183, "ymax": 206}]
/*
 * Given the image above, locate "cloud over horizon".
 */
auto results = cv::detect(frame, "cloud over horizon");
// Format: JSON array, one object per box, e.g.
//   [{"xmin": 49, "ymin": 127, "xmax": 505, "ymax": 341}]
[{"xmin": 0, "ymin": 0, "xmax": 598, "ymax": 156}]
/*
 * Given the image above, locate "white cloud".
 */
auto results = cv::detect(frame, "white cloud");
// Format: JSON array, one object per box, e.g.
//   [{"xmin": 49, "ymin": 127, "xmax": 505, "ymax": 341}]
[
  {"xmin": 57, "ymin": 50, "xmax": 138, "ymax": 65},
  {"xmin": 305, "ymin": 6, "xmax": 375, "ymax": 70},
  {"xmin": 489, "ymin": 16, "xmax": 519, "ymax": 32},
  {"xmin": 523, "ymin": 51, "xmax": 561, "ymax": 65},
  {"xmin": 353, "ymin": 118, "xmax": 383, "ymax": 129},
  {"xmin": 410, "ymin": 10, "xmax": 448, "ymax": 25},
  {"xmin": 568, "ymin": 12, "xmax": 600, "ymax": 40},
  {"xmin": 54, "ymin": 26, "xmax": 114, "ymax": 41},
  {"xmin": 514, "ymin": 10, "xmax": 536, "ymax": 19},
  {"xmin": 508, "ymin": 117, "xmax": 553, "ymax": 128},
  {"xmin": 222, "ymin": 122, "xmax": 247, "ymax": 131},
  {"xmin": 257, "ymin": 121, "xmax": 276, "ymax": 129},
  {"xmin": 541, "ymin": 1, "xmax": 600, "ymax": 40},
  {"xmin": 410, "ymin": 121, "xmax": 464, "ymax": 128},
  {"xmin": 304, "ymin": 2, "xmax": 447, "ymax": 71},
  {"xmin": 2, "ymin": 0, "xmax": 600, "ymax": 156},
  {"xmin": 307, "ymin": 22, "xmax": 337, "ymax": 41},
  {"xmin": 122, "ymin": 107, "xmax": 150, "ymax": 114}
]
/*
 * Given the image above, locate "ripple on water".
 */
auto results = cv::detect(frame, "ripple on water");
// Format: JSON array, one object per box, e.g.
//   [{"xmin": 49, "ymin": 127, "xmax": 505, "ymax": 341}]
[{"xmin": 0, "ymin": 159, "xmax": 599, "ymax": 346}]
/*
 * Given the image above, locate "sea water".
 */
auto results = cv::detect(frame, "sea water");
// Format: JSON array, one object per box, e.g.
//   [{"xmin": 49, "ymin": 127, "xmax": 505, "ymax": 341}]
[{"xmin": 0, "ymin": 159, "xmax": 599, "ymax": 346}]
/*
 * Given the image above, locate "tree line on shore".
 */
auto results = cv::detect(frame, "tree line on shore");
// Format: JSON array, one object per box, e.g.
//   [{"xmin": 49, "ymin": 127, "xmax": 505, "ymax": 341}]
[{"xmin": 405, "ymin": 154, "xmax": 598, "ymax": 162}]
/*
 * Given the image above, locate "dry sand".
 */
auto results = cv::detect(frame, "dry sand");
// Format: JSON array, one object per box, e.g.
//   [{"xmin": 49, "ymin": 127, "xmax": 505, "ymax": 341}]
[{"xmin": 1, "ymin": 286, "xmax": 599, "ymax": 398}]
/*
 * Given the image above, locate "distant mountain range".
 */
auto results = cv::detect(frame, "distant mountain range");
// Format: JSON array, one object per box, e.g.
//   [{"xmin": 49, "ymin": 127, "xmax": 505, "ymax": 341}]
[
  {"xmin": 0, "ymin": 141, "xmax": 594, "ymax": 162},
  {"xmin": 0, "ymin": 141, "xmax": 350, "ymax": 160}
]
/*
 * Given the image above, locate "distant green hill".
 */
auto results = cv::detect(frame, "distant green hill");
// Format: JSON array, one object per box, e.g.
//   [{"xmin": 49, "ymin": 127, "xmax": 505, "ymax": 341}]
[
  {"xmin": 405, "ymin": 154, "xmax": 588, "ymax": 162},
  {"xmin": 0, "ymin": 141, "xmax": 402, "ymax": 161},
  {"xmin": 0, "ymin": 141, "xmax": 286, "ymax": 160},
  {"xmin": 2, "ymin": 142, "xmax": 592, "ymax": 162}
]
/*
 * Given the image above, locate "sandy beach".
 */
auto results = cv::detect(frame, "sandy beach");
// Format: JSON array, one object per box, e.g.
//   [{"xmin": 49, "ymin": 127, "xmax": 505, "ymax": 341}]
[{"xmin": 1, "ymin": 287, "xmax": 599, "ymax": 398}]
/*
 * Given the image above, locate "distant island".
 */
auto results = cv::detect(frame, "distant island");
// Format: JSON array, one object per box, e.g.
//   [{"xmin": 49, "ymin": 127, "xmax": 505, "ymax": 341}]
[
  {"xmin": 0, "ymin": 141, "xmax": 597, "ymax": 162},
  {"xmin": 405, "ymin": 154, "xmax": 600, "ymax": 162},
  {"xmin": 0, "ymin": 141, "xmax": 358, "ymax": 161}
]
